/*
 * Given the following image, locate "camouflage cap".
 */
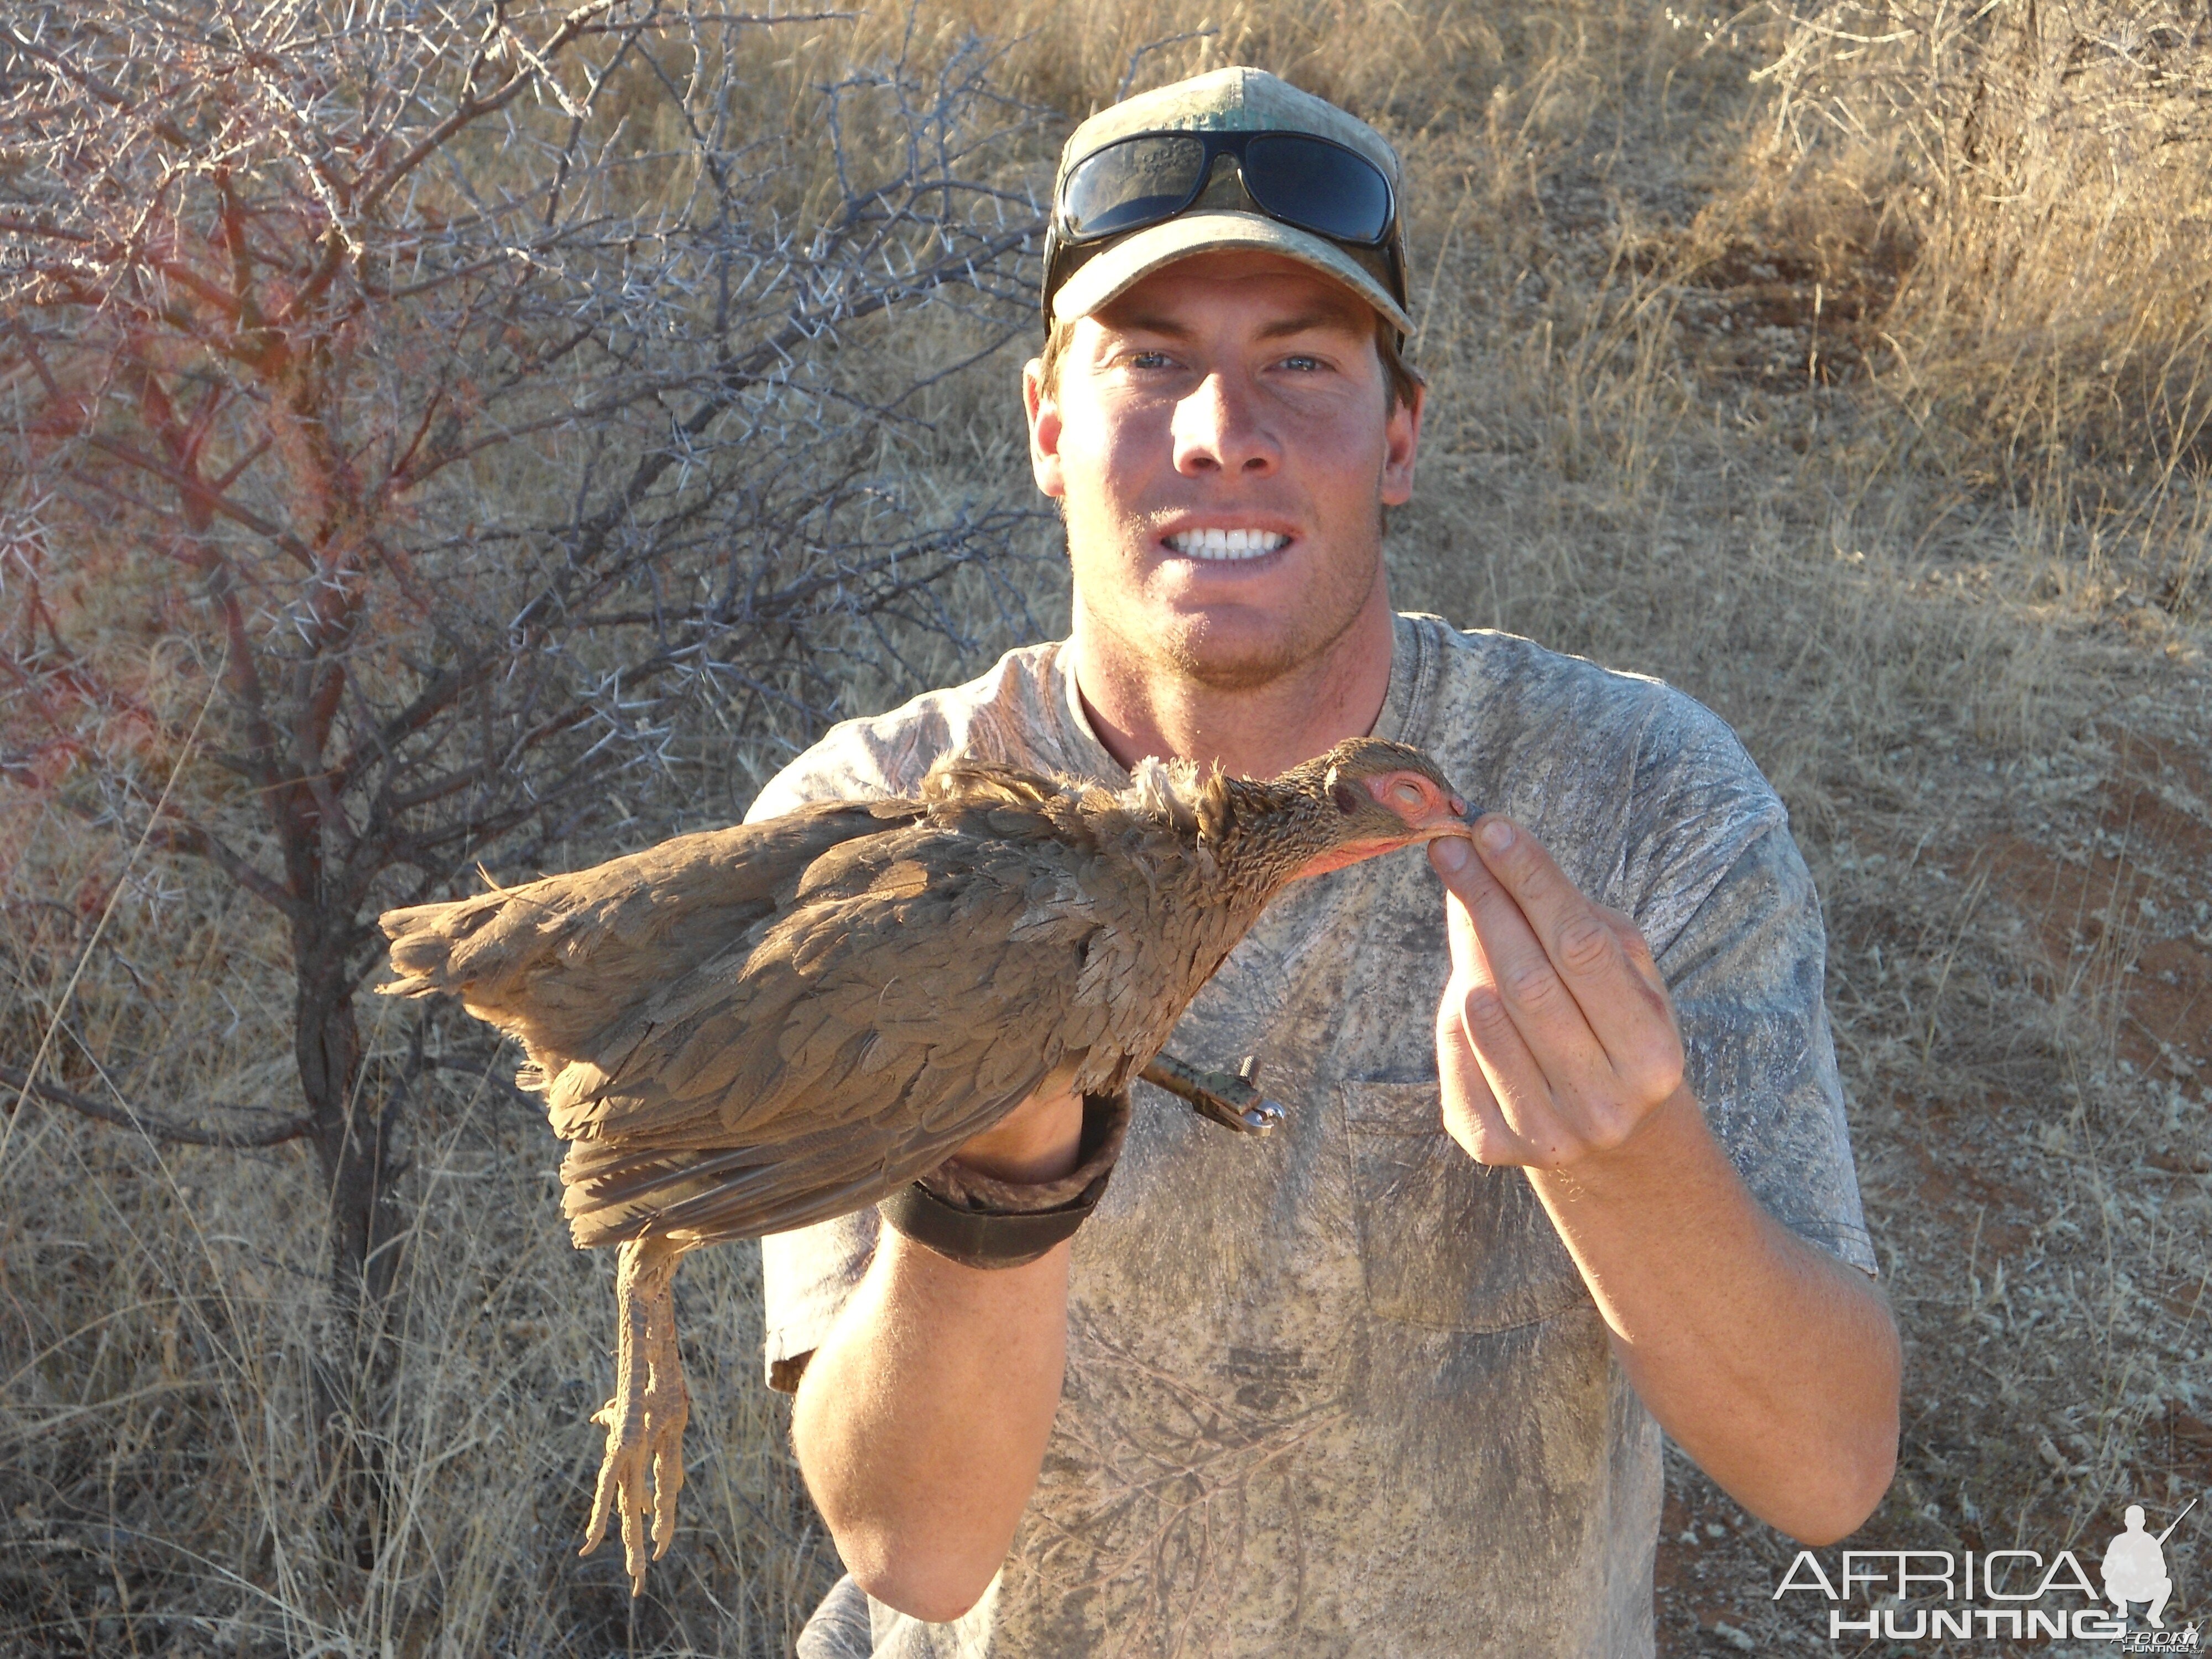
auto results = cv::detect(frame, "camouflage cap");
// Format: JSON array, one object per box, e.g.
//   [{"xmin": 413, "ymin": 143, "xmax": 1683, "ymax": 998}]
[{"xmin": 1046, "ymin": 67, "xmax": 1411, "ymax": 336}]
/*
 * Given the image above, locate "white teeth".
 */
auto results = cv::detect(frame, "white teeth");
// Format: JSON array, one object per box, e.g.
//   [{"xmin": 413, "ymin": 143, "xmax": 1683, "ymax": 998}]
[{"xmin": 1165, "ymin": 528, "xmax": 1290, "ymax": 560}]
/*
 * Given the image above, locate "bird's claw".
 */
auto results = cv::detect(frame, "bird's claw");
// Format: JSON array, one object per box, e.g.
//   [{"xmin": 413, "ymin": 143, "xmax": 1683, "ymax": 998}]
[
  {"xmin": 578, "ymin": 1235, "xmax": 690, "ymax": 1595},
  {"xmin": 1140, "ymin": 1052, "xmax": 1284, "ymax": 1136}
]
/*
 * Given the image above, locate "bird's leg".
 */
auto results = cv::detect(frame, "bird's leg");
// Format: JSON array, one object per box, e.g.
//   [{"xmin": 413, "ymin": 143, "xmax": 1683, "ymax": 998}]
[
  {"xmin": 580, "ymin": 1234, "xmax": 691, "ymax": 1595},
  {"xmin": 1141, "ymin": 1052, "xmax": 1284, "ymax": 1135}
]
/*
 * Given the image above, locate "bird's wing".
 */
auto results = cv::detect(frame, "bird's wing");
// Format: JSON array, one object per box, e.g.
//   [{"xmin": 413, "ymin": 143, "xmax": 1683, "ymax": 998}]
[
  {"xmin": 378, "ymin": 800, "xmax": 910, "ymax": 1059},
  {"xmin": 548, "ymin": 815, "xmax": 1150, "ymax": 1245}
]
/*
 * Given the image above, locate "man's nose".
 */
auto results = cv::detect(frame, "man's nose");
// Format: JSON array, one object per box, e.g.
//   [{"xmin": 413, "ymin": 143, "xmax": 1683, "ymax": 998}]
[{"xmin": 1171, "ymin": 371, "xmax": 1279, "ymax": 479}]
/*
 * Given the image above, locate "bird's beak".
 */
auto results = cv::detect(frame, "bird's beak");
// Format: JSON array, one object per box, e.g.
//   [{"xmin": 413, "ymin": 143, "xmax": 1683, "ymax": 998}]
[{"xmin": 1404, "ymin": 807, "xmax": 1475, "ymax": 848}]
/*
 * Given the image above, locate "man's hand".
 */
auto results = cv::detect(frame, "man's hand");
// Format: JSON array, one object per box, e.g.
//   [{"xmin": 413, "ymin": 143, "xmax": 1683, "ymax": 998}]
[{"xmin": 1428, "ymin": 815, "xmax": 1684, "ymax": 1167}]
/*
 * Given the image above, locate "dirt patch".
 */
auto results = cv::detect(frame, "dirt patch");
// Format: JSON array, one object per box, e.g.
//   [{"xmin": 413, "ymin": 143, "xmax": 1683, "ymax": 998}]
[{"xmin": 1656, "ymin": 237, "xmax": 1908, "ymax": 389}]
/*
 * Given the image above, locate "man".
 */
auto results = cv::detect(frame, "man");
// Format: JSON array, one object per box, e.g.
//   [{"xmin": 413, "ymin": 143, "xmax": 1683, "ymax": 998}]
[
  {"xmin": 2103, "ymin": 1505, "xmax": 2175, "ymax": 1628},
  {"xmin": 750, "ymin": 67, "xmax": 1900, "ymax": 1657}
]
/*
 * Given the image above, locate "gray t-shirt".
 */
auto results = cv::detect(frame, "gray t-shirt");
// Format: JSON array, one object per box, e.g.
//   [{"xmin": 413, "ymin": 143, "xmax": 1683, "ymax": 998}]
[{"xmin": 751, "ymin": 613, "xmax": 1877, "ymax": 1659}]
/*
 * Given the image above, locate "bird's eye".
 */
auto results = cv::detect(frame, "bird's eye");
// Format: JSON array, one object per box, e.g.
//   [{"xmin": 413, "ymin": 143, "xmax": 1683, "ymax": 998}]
[
  {"xmin": 1331, "ymin": 782, "xmax": 1361, "ymax": 816},
  {"xmin": 1392, "ymin": 780, "xmax": 1425, "ymax": 808}
]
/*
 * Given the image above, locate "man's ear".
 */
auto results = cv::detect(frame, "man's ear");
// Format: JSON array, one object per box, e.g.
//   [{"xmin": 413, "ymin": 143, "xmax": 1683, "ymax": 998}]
[
  {"xmin": 1380, "ymin": 377, "xmax": 1424, "ymax": 508},
  {"xmin": 1023, "ymin": 357, "xmax": 1066, "ymax": 502}
]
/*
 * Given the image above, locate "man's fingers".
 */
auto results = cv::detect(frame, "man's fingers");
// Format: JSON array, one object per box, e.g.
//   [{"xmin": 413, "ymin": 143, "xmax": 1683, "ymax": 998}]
[
  {"xmin": 1432, "ymin": 825, "xmax": 1688, "ymax": 1160},
  {"xmin": 1436, "ymin": 827, "xmax": 1584, "ymax": 1040},
  {"xmin": 1436, "ymin": 834, "xmax": 1621, "ymax": 1135},
  {"xmin": 1434, "ymin": 983, "xmax": 1526, "ymax": 1164},
  {"xmin": 1441, "ymin": 847, "xmax": 1483, "ymax": 964},
  {"xmin": 1457, "ymin": 979, "xmax": 1562, "ymax": 1154},
  {"xmin": 1470, "ymin": 817, "xmax": 1625, "ymax": 999},
  {"xmin": 1583, "ymin": 902, "xmax": 1684, "ymax": 1094},
  {"xmin": 1599, "ymin": 905, "xmax": 1667, "ymax": 993},
  {"xmin": 1433, "ymin": 969, "xmax": 1540, "ymax": 1159},
  {"xmin": 1442, "ymin": 889, "xmax": 1584, "ymax": 1157},
  {"xmin": 1469, "ymin": 818, "xmax": 1681, "ymax": 1083},
  {"xmin": 1433, "ymin": 876, "xmax": 1557, "ymax": 1159}
]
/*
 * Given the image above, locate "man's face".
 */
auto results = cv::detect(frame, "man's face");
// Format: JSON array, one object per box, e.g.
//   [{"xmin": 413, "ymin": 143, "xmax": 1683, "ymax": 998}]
[{"xmin": 1025, "ymin": 251, "xmax": 1422, "ymax": 693}]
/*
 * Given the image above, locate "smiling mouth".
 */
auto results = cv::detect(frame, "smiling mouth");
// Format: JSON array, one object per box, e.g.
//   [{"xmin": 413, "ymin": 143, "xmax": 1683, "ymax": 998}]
[{"xmin": 1163, "ymin": 528, "xmax": 1291, "ymax": 561}]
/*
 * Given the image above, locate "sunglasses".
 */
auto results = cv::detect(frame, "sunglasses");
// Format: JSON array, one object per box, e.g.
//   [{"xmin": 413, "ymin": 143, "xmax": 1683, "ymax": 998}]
[
  {"xmin": 1045, "ymin": 129, "xmax": 1405, "ymax": 315},
  {"xmin": 1058, "ymin": 129, "xmax": 1396, "ymax": 247}
]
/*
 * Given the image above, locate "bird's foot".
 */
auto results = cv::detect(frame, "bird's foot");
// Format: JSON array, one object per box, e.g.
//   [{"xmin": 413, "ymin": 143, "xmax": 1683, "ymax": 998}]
[
  {"xmin": 580, "ymin": 1235, "xmax": 691, "ymax": 1595},
  {"xmin": 1141, "ymin": 1053, "xmax": 1284, "ymax": 1136}
]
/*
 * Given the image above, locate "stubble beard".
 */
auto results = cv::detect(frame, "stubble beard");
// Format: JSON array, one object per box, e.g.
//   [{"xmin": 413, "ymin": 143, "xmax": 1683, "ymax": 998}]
[
  {"xmin": 1152, "ymin": 580, "xmax": 1374, "ymax": 691},
  {"xmin": 1083, "ymin": 506, "xmax": 1387, "ymax": 695}
]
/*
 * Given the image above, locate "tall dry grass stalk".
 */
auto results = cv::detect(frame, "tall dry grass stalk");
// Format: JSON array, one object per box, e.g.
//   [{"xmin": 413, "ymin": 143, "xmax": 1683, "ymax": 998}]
[{"xmin": 2, "ymin": 1, "xmax": 2207, "ymax": 1653}]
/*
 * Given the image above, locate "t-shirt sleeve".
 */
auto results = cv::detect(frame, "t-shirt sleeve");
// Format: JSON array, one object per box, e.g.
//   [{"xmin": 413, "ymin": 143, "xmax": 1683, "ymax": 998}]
[
  {"xmin": 762, "ymin": 1208, "xmax": 879, "ymax": 1391},
  {"xmin": 1658, "ymin": 821, "xmax": 1879, "ymax": 1276},
  {"xmin": 743, "ymin": 739, "xmax": 898, "ymax": 823}
]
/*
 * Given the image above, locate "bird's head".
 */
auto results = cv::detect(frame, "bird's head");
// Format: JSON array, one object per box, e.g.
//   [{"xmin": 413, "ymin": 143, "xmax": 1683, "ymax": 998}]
[{"xmin": 1260, "ymin": 738, "xmax": 1475, "ymax": 881}]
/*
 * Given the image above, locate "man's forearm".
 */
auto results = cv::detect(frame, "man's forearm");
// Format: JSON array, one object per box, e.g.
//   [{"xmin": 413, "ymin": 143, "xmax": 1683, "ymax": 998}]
[
  {"xmin": 791, "ymin": 1230, "xmax": 1071, "ymax": 1621},
  {"xmin": 1526, "ymin": 1087, "xmax": 1900, "ymax": 1544},
  {"xmin": 789, "ymin": 1087, "xmax": 1084, "ymax": 1623}
]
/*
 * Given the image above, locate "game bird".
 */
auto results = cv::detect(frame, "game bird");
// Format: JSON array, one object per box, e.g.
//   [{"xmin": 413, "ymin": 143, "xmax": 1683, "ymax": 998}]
[{"xmin": 377, "ymin": 736, "xmax": 1472, "ymax": 1592}]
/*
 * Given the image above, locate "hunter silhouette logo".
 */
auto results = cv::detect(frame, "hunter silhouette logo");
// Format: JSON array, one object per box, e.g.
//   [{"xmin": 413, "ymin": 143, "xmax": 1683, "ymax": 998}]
[{"xmin": 2105, "ymin": 1501, "xmax": 2193, "ymax": 1630}]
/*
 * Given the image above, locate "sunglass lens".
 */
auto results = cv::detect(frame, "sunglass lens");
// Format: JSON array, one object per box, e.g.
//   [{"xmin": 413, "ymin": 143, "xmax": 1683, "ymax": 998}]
[
  {"xmin": 1243, "ymin": 135, "xmax": 1392, "ymax": 244},
  {"xmin": 1062, "ymin": 135, "xmax": 1208, "ymax": 238}
]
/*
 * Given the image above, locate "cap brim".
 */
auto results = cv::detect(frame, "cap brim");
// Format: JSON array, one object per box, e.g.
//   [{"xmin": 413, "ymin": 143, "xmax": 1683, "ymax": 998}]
[{"xmin": 1051, "ymin": 211, "xmax": 1412, "ymax": 336}]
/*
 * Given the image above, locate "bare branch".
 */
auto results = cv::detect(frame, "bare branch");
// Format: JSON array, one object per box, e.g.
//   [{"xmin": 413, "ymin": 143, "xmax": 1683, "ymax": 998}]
[
  {"xmin": 349, "ymin": 1, "xmax": 623, "ymax": 224},
  {"xmin": 143, "ymin": 820, "xmax": 304, "ymax": 920},
  {"xmin": 84, "ymin": 436, "xmax": 317, "ymax": 566},
  {"xmin": 0, "ymin": 1063, "xmax": 313, "ymax": 1149}
]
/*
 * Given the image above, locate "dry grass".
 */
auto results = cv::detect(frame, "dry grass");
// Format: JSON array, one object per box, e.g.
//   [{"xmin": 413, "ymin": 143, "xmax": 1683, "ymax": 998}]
[{"xmin": 4, "ymin": 1, "xmax": 2210, "ymax": 1653}]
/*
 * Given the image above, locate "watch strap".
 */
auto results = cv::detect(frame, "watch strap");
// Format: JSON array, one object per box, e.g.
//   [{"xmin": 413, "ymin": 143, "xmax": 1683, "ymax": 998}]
[{"xmin": 879, "ymin": 1089, "xmax": 1129, "ymax": 1270}]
